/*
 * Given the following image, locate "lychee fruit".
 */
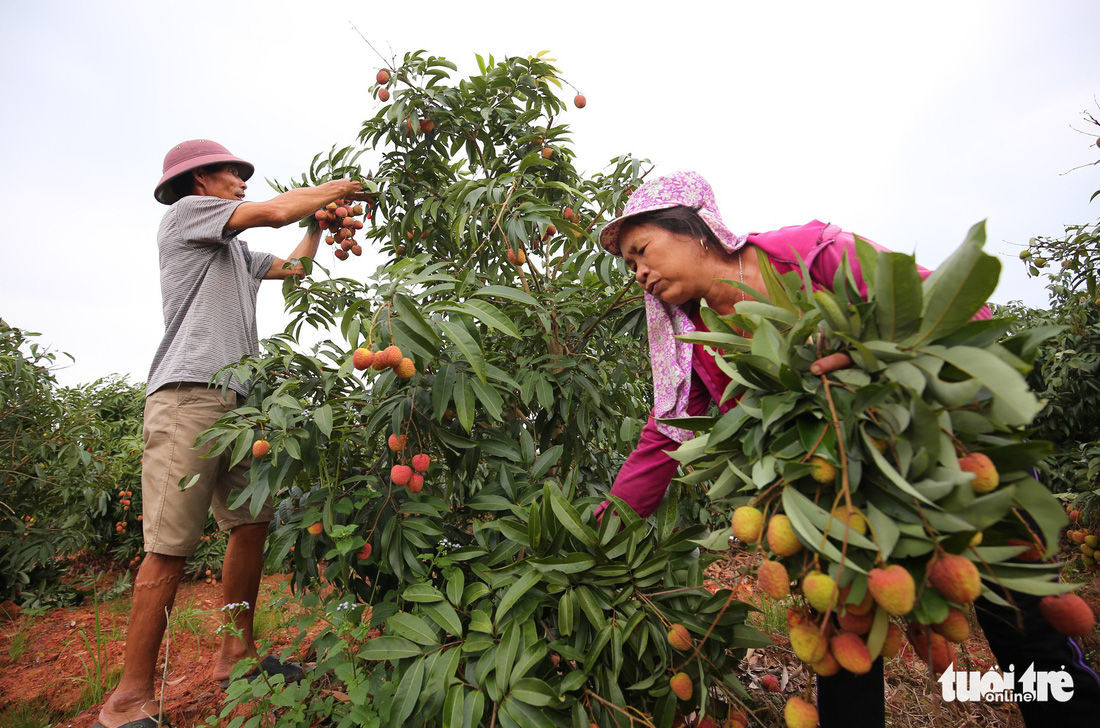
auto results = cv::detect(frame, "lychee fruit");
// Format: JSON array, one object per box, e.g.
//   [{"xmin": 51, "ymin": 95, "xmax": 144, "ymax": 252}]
[
  {"xmin": 378, "ymin": 88, "xmax": 390, "ymax": 102},
  {"xmin": 928, "ymin": 554, "xmax": 982, "ymax": 604},
  {"xmin": 1039, "ymin": 593, "xmax": 1096, "ymax": 637},
  {"xmin": 408, "ymin": 473, "xmax": 424, "ymax": 493},
  {"xmin": 563, "ymin": 207, "xmax": 576, "ymax": 222},
  {"xmin": 958, "ymin": 452, "xmax": 999, "ymax": 493},
  {"xmin": 375, "ymin": 345, "xmax": 403, "ymax": 369},
  {"xmin": 352, "ymin": 348, "xmax": 374, "ymax": 371},
  {"xmin": 833, "ymin": 505, "xmax": 867, "ymax": 535},
  {"xmin": 669, "ymin": 672, "xmax": 693, "ymax": 701},
  {"xmin": 789, "ymin": 623, "xmax": 828, "ymax": 663},
  {"xmin": 839, "ymin": 584, "xmax": 874, "ymax": 616},
  {"xmin": 394, "ymin": 358, "xmax": 416, "ymax": 379},
  {"xmin": 411, "ymin": 453, "xmax": 430, "ymax": 472},
  {"xmin": 866, "ymin": 564, "xmax": 916, "ymax": 616},
  {"xmin": 306, "ymin": 521, "xmax": 323, "ymax": 536},
  {"xmin": 388, "ymin": 433, "xmax": 407, "ymax": 452},
  {"xmin": 252, "ymin": 439, "xmax": 270, "ymax": 458},
  {"xmin": 809, "ymin": 456, "xmax": 837, "ymax": 484},
  {"xmin": 667, "ymin": 623, "xmax": 692, "ymax": 651},
  {"xmin": 1007, "ymin": 537, "xmax": 1042, "ymax": 562},
  {"xmin": 334, "ymin": 248, "xmax": 348, "ymax": 261},
  {"xmin": 391, "ymin": 465, "xmax": 413, "ymax": 487},
  {"xmin": 879, "ymin": 621, "xmax": 903, "ymax": 659},
  {"xmin": 761, "ymin": 674, "xmax": 781, "ymax": 692},
  {"xmin": 358, "ymin": 543, "xmax": 372, "ymax": 560},
  {"xmin": 932, "ymin": 607, "xmax": 971, "ymax": 643},
  {"xmin": 767, "ymin": 514, "xmax": 802, "ymax": 556},
  {"xmin": 837, "ymin": 610, "xmax": 874, "ymax": 635},
  {"xmin": 419, "ymin": 118, "xmax": 435, "ymax": 134},
  {"xmin": 783, "ymin": 696, "xmax": 819, "ymax": 728},
  {"xmin": 541, "ymin": 147, "xmax": 553, "ymax": 159},
  {"xmin": 830, "ymin": 631, "xmax": 873, "ymax": 674},
  {"xmin": 802, "ymin": 571, "xmax": 839, "ymax": 613},
  {"xmin": 731, "ymin": 505, "xmax": 764, "ymax": 543},
  {"xmin": 376, "ymin": 69, "xmax": 391, "ymax": 84},
  {"xmin": 906, "ymin": 623, "xmax": 954, "ymax": 675},
  {"xmin": 811, "ymin": 648, "xmax": 841, "ymax": 677},
  {"xmin": 757, "ymin": 560, "xmax": 791, "ymax": 600},
  {"xmin": 573, "ymin": 94, "xmax": 587, "ymax": 108}
]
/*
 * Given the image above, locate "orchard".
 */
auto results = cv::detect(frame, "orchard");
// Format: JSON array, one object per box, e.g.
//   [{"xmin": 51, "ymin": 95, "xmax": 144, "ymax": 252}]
[{"xmin": 1, "ymin": 52, "xmax": 1099, "ymax": 728}]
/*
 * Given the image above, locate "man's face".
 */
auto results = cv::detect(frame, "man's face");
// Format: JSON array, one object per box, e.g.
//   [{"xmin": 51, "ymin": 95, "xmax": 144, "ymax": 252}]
[{"xmin": 196, "ymin": 164, "xmax": 247, "ymax": 201}]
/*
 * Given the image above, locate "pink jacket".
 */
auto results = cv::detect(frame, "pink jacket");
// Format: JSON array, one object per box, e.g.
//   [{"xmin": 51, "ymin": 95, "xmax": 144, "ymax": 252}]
[{"xmin": 606, "ymin": 221, "xmax": 991, "ymax": 518}]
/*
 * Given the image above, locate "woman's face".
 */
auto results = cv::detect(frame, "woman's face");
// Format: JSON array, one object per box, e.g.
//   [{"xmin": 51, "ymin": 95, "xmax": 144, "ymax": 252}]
[{"xmin": 619, "ymin": 223, "xmax": 708, "ymax": 305}]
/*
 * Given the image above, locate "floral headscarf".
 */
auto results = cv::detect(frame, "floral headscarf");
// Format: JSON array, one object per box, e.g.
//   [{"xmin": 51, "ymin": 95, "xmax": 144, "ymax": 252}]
[{"xmin": 599, "ymin": 171, "xmax": 749, "ymax": 442}]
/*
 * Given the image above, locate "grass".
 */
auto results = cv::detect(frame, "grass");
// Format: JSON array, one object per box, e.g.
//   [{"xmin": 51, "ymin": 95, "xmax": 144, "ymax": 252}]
[
  {"xmin": 252, "ymin": 591, "xmax": 284, "ymax": 639},
  {"xmin": 6, "ymin": 619, "xmax": 33, "ymax": 662},
  {"xmin": 0, "ymin": 702, "xmax": 62, "ymax": 728},
  {"xmin": 747, "ymin": 594, "xmax": 793, "ymax": 635},
  {"xmin": 172, "ymin": 594, "xmax": 210, "ymax": 638}
]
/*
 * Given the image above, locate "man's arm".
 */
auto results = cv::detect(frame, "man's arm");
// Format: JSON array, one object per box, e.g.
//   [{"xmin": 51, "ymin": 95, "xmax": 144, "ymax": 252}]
[
  {"xmin": 227, "ymin": 179, "xmax": 365, "ymax": 232},
  {"xmin": 265, "ymin": 227, "xmax": 321, "ymax": 279}
]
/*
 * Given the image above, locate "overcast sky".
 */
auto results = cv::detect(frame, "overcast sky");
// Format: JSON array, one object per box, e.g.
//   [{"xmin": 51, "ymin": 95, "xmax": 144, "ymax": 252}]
[{"xmin": 2, "ymin": 0, "xmax": 1098, "ymax": 389}]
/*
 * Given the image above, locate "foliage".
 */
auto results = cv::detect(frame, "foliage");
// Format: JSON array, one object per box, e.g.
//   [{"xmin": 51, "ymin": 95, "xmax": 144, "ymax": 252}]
[
  {"xmin": 994, "ymin": 113, "xmax": 1100, "ymax": 517},
  {"xmin": 201, "ymin": 50, "xmax": 762, "ymax": 726},
  {"xmin": 0, "ymin": 320, "xmax": 145, "ymax": 604},
  {"xmin": 670, "ymin": 223, "xmax": 1068, "ymax": 671}
]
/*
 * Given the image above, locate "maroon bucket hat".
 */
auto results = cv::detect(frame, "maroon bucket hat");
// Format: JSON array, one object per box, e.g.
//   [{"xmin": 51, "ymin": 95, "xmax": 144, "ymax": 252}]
[{"xmin": 154, "ymin": 139, "xmax": 254, "ymax": 205}]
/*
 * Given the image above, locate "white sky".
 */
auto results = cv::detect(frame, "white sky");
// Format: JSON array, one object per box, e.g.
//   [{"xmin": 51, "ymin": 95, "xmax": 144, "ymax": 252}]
[{"xmin": 2, "ymin": 0, "xmax": 1099, "ymax": 388}]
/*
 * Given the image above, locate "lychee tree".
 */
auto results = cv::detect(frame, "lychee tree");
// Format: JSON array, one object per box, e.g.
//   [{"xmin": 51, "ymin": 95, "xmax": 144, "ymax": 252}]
[
  {"xmin": 199, "ymin": 51, "xmax": 766, "ymax": 727},
  {"xmin": 668, "ymin": 223, "xmax": 1081, "ymax": 719}
]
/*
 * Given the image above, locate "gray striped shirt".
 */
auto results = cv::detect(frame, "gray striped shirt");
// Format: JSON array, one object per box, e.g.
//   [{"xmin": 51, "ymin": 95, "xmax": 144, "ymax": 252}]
[{"xmin": 147, "ymin": 196, "xmax": 275, "ymax": 397}]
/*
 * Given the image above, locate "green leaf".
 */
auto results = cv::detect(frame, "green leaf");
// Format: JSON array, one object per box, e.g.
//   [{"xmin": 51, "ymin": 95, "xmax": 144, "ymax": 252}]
[
  {"xmin": 914, "ymin": 222, "xmax": 1000, "ymax": 344},
  {"xmin": 531, "ymin": 445, "xmax": 563, "ymax": 480},
  {"xmin": 403, "ymin": 584, "xmax": 446, "ymax": 603},
  {"xmin": 873, "ymin": 252, "xmax": 924, "ymax": 340},
  {"xmin": 438, "ymin": 300, "xmax": 521, "ymax": 339},
  {"xmin": 387, "ymin": 612, "xmax": 440, "ymax": 646},
  {"xmin": 472, "ymin": 285, "xmax": 539, "ymax": 306},
  {"xmin": 439, "ymin": 319, "xmax": 487, "ymax": 384},
  {"xmin": 359, "ymin": 635, "xmax": 425, "ymax": 660},
  {"xmin": 313, "ymin": 404, "xmax": 333, "ymax": 438},
  {"xmin": 496, "ymin": 570, "xmax": 541, "ymax": 623},
  {"xmin": 390, "ymin": 656, "xmax": 426, "ymax": 728},
  {"xmin": 510, "ymin": 678, "xmax": 560, "ymax": 707},
  {"xmin": 918, "ymin": 345, "xmax": 1042, "ymax": 426},
  {"xmin": 394, "ymin": 292, "xmax": 444, "ymax": 349},
  {"xmin": 422, "ymin": 601, "xmax": 464, "ymax": 637}
]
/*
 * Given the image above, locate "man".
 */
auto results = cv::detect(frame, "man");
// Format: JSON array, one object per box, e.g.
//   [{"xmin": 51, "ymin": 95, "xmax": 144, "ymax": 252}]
[{"xmin": 96, "ymin": 139, "xmax": 364, "ymax": 728}]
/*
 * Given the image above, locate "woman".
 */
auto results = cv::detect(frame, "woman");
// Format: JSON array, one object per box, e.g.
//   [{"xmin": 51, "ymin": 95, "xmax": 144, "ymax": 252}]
[{"xmin": 596, "ymin": 171, "xmax": 1100, "ymax": 726}]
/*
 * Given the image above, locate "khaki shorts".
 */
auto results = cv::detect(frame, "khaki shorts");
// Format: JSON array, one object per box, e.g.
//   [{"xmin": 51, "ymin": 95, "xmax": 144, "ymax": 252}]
[{"xmin": 142, "ymin": 383, "xmax": 273, "ymax": 556}]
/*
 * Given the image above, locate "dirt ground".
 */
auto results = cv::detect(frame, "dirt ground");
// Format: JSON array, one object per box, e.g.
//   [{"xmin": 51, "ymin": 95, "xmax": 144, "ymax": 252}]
[{"xmin": 1, "ymin": 555, "xmax": 1097, "ymax": 728}]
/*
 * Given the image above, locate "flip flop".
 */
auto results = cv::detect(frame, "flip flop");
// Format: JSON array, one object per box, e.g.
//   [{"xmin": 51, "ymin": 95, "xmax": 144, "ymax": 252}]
[
  {"xmin": 92, "ymin": 716, "xmax": 173, "ymax": 728},
  {"xmin": 219, "ymin": 654, "xmax": 306, "ymax": 690}
]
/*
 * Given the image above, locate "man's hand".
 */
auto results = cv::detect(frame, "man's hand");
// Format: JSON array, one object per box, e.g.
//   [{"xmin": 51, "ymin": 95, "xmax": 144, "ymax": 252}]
[{"xmin": 227, "ymin": 178, "xmax": 366, "ymax": 232}]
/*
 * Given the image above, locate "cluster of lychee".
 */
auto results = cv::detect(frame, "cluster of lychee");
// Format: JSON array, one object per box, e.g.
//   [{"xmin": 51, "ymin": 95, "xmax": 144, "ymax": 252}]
[
  {"xmin": 664, "ymin": 624, "xmax": 750, "ymax": 727},
  {"xmin": 351, "ymin": 344, "xmax": 416, "ymax": 380},
  {"xmin": 18, "ymin": 514, "xmax": 35, "ymax": 538},
  {"xmin": 315, "ymin": 199, "xmax": 367, "ymax": 261},
  {"xmin": 387, "ymin": 433, "xmax": 430, "ymax": 493},
  {"xmin": 1066, "ymin": 507, "xmax": 1099, "ymax": 573},
  {"xmin": 734, "ymin": 501, "xmax": 1086, "ymax": 728},
  {"xmin": 732, "ymin": 497, "xmax": 1096, "ymax": 726}
]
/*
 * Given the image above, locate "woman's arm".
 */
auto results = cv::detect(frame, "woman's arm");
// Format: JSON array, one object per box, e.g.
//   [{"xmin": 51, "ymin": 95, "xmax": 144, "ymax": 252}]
[{"xmin": 602, "ymin": 367, "xmax": 715, "ymax": 519}]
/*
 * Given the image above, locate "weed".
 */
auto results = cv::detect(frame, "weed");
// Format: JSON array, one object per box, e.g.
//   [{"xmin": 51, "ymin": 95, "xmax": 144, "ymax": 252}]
[
  {"xmin": 748, "ymin": 595, "xmax": 793, "ymax": 635},
  {"xmin": 6, "ymin": 619, "xmax": 33, "ymax": 662},
  {"xmin": 0, "ymin": 701, "xmax": 61, "ymax": 728}
]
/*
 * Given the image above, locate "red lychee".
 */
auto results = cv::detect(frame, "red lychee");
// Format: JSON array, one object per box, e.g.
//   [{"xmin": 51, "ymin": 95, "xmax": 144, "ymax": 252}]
[
  {"xmin": 352, "ymin": 348, "xmax": 374, "ymax": 370},
  {"xmin": 928, "ymin": 554, "xmax": 982, "ymax": 604},
  {"xmin": 252, "ymin": 439, "xmax": 270, "ymax": 458},
  {"xmin": 1039, "ymin": 593, "xmax": 1096, "ymax": 637},
  {"xmin": 391, "ymin": 464, "xmax": 413, "ymax": 486},
  {"xmin": 867, "ymin": 564, "xmax": 916, "ymax": 616}
]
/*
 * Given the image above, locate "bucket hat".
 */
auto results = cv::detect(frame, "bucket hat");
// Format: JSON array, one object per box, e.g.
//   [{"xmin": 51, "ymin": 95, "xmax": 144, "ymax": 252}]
[
  {"xmin": 599, "ymin": 171, "xmax": 746, "ymax": 257},
  {"xmin": 154, "ymin": 139, "xmax": 254, "ymax": 205}
]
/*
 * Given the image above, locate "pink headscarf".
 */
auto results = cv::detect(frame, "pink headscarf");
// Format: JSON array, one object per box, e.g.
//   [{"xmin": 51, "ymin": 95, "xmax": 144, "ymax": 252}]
[{"xmin": 599, "ymin": 171, "xmax": 748, "ymax": 442}]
